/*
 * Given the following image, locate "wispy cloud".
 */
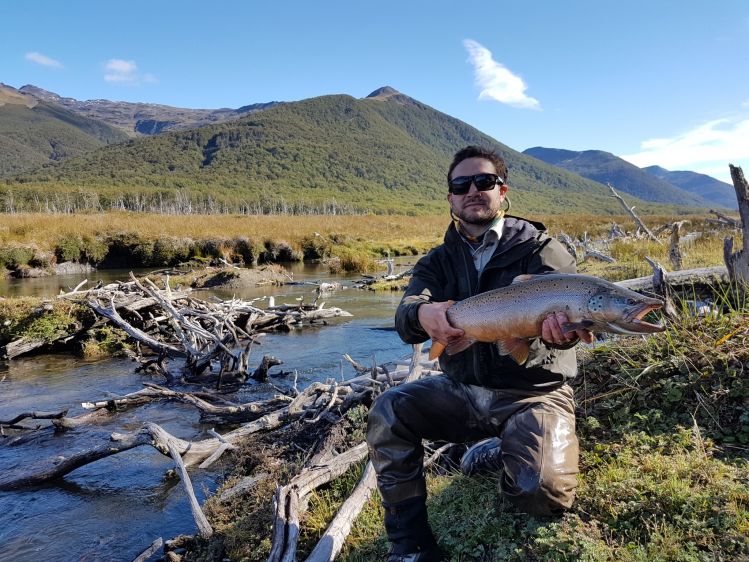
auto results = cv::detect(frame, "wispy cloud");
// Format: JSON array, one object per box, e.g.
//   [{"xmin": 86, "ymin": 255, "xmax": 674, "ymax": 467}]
[
  {"xmin": 622, "ymin": 115, "xmax": 749, "ymax": 182},
  {"xmin": 103, "ymin": 59, "xmax": 156, "ymax": 84},
  {"xmin": 463, "ymin": 39, "xmax": 540, "ymax": 110},
  {"xmin": 25, "ymin": 52, "xmax": 63, "ymax": 68}
]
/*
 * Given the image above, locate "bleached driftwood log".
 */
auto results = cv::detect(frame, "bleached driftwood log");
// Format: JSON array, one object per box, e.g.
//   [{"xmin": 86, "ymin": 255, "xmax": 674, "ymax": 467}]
[
  {"xmin": 616, "ymin": 265, "xmax": 729, "ymax": 293},
  {"xmin": 723, "ymin": 165, "xmax": 749, "ymax": 284},
  {"xmin": 709, "ymin": 209, "xmax": 741, "ymax": 228}
]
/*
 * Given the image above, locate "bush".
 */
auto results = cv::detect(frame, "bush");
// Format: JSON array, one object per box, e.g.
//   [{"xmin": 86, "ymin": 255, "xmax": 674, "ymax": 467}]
[
  {"xmin": 55, "ymin": 234, "xmax": 84, "ymax": 263},
  {"xmin": 300, "ymin": 234, "xmax": 332, "ymax": 260},
  {"xmin": 259, "ymin": 239, "xmax": 302, "ymax": 263},
  {"xmin": 231, "ymin": 236, "xmax": 257, "ymax": 265},
  {"xmin": 29, "ymin": 249, "xmax": 55, "ymax": 268},
  {"xmin": 0, "ymin": 246, "xmax": 36, "ymax": 269},
  {"xmin": 55, "ymin": 234, "xmax": 108, "ymax": 264},
  {"xmin": 152, "ymin": 237, "xmax": 192, "ymax": 266}
]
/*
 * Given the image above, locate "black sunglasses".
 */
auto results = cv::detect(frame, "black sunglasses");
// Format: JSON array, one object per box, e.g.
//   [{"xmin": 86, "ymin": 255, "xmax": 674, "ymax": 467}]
[{"xmin": 448, "ymin": 173, "xmax": 504, "ymax": 195}]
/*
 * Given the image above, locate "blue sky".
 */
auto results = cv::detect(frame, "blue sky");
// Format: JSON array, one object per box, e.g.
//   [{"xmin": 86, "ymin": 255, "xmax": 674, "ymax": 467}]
[{"xmin": 2, "ymin": 0, "xmax": 748, "ymax": 183}]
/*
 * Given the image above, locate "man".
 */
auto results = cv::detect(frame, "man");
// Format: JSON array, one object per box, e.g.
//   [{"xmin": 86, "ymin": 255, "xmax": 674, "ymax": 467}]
[{"xmin": 366, "ymin": 146, "xmax": 594, "ymax": 562}]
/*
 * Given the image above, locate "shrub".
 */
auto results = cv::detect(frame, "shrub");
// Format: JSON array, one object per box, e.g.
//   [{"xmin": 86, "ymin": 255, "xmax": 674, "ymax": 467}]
[
  {"xmin": 300, "ymin": 234, "xmax": 332, "ymax": 260},
  {"xmin": 230, "ymin": 236, "xmax": 257, "ymax": 265},
  {"xmin": 55, "ymin": 234, "xmax": 84, "ymax": 263},
  {"xmin": 0, "ymin": 246, "xmax": 36, "ymax": 269},
  {"xmin": 152, "ymin": 237, "xmax": 192, "ymax": 266},
  {"xmin": 259, "ymin": 239, "xmax": 302, "ymax": 263}
]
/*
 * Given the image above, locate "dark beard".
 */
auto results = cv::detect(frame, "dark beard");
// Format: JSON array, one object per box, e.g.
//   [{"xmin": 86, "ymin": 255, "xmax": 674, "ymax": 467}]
[{"xmin": 456, "ymin": 205, "xmax": 498, "ymax": 225}]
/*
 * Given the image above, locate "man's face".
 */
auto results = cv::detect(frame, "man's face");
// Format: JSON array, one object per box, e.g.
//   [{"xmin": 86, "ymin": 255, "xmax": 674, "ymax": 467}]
[{"xmin": 448, "ymin": 157, "xmax": 508, "ymax": 225}]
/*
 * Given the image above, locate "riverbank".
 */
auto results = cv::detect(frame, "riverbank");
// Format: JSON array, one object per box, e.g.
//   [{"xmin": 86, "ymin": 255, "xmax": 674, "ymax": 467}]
[
  {"xmin": 0, "ymin": 211, "xmax": 725, "ymax": 277},
  {"xmin": 186, "ymin": 301, "xmax": 749, "ymax": 561}
]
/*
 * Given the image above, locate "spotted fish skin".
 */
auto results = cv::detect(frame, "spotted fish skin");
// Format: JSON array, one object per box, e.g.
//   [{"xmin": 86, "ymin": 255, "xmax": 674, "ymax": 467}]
[{"xmin": 432, "ymin": 273, "xmax": 664, "ymax": 364}]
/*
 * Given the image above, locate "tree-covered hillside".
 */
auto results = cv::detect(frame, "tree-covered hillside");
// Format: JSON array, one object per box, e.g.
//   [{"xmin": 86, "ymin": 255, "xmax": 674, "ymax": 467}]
[
  {"xmin": 6, "ymin": 89, "xmax": 682, "ymax": 215},
  {"xmin": 0, "ymin": 100, "xmax": 129, "ymax": 177},
  {"xmin": 522, "ymin": 147, "xmax": 715, "ymax": 208}
]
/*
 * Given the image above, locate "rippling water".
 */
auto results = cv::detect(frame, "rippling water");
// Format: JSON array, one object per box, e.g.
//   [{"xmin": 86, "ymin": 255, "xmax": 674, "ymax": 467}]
[{"xmin": 0, "ymin": 260, "xmax": 417, "ymax": 561}]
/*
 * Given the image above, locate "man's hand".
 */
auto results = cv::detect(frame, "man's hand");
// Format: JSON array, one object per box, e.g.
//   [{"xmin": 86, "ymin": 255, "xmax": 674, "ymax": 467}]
[
  {"xmin": 417, "ymin": 301, "xmax": 464, "ymax": 344},
  {"xmin": 541, "ymin": 311, "xmax": 595, "ymax": 346}
]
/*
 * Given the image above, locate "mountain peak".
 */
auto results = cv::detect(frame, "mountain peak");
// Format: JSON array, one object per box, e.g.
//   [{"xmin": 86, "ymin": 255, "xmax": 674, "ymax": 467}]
[
  {"xmin": 365, "ymin": 86, "xmax": 413, "ymax": 104},
  {"xmin": 0, "ymin": 83, "xmax": 37, "ymax": 108}
]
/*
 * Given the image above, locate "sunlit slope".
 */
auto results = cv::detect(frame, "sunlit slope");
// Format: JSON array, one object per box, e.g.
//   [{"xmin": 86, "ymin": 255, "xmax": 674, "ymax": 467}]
[
  {"xmin": 0, "ymin": 100, "xmax": 129, "ymax": 177},
  {"xmin": 10, "ymin": 89, "xmax": 682, "ymax": 215}
]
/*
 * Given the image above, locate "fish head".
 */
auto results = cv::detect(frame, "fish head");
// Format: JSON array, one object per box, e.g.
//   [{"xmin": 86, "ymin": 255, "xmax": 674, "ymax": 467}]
[{"xmin": 586, "ymin": 286, "xmax": 665, "ymax": 334}]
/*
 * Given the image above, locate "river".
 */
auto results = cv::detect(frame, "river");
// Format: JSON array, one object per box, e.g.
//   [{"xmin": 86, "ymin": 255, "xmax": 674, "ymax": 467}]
[{"xmin": 0, "ymin": 260, "xmax": 416, "ymax": 561}]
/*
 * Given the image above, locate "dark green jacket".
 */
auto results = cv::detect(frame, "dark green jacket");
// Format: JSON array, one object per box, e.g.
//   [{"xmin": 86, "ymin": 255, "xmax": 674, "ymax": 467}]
[{"xmin": 395, "ymin": 216, "xmax": 578, "ymax": 390}]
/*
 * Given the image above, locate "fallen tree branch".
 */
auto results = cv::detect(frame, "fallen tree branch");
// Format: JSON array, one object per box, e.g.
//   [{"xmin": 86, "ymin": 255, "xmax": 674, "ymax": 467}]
[{"xmin": 162, "ymin": 428, "xmax": 213, "ymax": 538}]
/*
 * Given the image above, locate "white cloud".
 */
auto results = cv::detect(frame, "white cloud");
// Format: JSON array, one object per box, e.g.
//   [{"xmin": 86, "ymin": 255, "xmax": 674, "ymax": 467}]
[
  {"xmin": 25, "ymin": 52, "xmax": 63, "ymax": 68},
  {"xmin": 463, "ymin": 39, "xmax": 540, "ymax": 110},
  {"xmin": 103, "ymin": 59, "xmax": 156, "ymax": 84},
  {"xmin": 621, "ymin": 116, "xmax": 749, "ymax": 183},
  {"xmin": 742, "ymin": 99, "xmax": 749, "ymax": 108}
]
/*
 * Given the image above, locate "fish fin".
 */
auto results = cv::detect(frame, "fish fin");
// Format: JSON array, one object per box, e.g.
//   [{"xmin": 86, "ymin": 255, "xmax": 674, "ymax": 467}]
[
  {"xmin": 428, "ymin": 341, "xmax": 446, "ymax": 360},
  {"xmin": 511, "ymin": 274, "xmax": 537, "ymax": 284},
  {"xmin": 496, "ymin": 337, "xmax": 531, "ymax": 365},
  {"xmin": 445, "ymin": 338, "xmax": 476, "ymax": 356},
  {"xmin": 561, "ymin": 320, "xmax": 595, "ymax": 334}
]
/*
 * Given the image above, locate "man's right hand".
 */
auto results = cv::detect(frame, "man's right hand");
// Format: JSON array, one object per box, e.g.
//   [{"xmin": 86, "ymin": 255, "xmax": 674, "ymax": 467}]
[{"xmin": 417, "ymin": 301, "xmax": 465, "ymax": 344}]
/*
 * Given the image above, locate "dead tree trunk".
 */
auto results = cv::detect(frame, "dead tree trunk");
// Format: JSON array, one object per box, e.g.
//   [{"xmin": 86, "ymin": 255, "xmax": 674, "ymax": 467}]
[
  {"xmin": 723, "ymin": 165, "xmax": 749, "ymax": 284},
  {"xmin": 607, "ymin": 183, "xmax": 661, "ymax": 243}
]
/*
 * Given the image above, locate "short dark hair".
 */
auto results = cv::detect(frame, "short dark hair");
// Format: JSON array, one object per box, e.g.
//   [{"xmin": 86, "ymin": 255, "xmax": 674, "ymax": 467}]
[{"xmin": 447, "ymin": 146, "xmax": 508, "ymax": 184}]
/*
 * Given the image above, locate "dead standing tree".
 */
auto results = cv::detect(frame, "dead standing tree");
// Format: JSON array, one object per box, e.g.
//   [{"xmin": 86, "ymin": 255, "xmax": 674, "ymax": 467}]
[
  {"xmin": 723, "ymin": 165, "xmax": 749, "ymax": 284},
  {"xmin": 607, "ymin": 183, "xmax": 661, "ymax": 244}
]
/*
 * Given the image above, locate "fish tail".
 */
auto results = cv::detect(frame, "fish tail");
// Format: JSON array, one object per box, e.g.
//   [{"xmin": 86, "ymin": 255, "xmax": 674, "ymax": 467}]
[{"xmin": 428, "ymin": 341, "xmax": 446, "ymax": 360}]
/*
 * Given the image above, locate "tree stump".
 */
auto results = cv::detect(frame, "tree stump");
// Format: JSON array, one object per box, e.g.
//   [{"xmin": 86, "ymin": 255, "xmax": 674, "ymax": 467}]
[{"xmin": 723, "ymin": 165, "xmax": 749, "ymax": 284}]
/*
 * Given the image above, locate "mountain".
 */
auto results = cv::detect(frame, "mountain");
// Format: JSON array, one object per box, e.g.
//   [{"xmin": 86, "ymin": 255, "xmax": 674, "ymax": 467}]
[
  {"xmin": 7, "ymin": 87, "xmax": 684, "ymax": 215},
  {"xmin": 19, "ymin": 84, "xmax": 279, "ymax": 136},
  {"xmin": 522, "ymin": 147, "xmax": 715, "ymax": 208},
  {"xmin": 642, "ymin": 165, "xmax": 736, "ymax": 209},
  {"xmin": 0, "ymin": 83, "xmax": 129, "ymax": 177}
]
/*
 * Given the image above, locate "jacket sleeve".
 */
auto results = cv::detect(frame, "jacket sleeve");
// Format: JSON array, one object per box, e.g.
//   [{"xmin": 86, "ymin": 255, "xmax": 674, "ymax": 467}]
[
  {"xmin": 394, "ymin": 249, "xmax": 448, "ymax": 344},
  {"xmin": 527, "ymin": 235, "xmax": 577, "ymax": 275}
]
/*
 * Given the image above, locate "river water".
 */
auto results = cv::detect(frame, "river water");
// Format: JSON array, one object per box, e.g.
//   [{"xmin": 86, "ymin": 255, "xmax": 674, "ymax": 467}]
[{"xmin": 0, "ymin": 261, "xmax": 417, "ymax": 561}]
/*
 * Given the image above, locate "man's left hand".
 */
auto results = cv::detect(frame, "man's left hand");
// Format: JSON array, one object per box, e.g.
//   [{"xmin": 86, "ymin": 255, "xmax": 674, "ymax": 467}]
[{"xmin": 541, "ymin": 312, "xmax": 595, "ymax": 346}]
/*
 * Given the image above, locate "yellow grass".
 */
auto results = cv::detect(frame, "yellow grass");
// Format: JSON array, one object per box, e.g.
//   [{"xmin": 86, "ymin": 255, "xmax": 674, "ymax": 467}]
[
  {"xmin": 0, "ymin": 212, "xmax": 449, "ymax": 249},
  {"xmin": 0, "ymin": 212, "xmax": 737, "ymax": 274},
  {"xmin": 0, "ymin": 211, "xmax": 725, "ymax": 245}
]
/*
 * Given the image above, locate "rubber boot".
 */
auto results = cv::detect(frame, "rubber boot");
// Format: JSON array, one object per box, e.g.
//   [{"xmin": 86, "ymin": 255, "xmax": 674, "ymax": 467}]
[{"xmin": 383, "ymin": 497, "xmax": 443, "ymax": 561}]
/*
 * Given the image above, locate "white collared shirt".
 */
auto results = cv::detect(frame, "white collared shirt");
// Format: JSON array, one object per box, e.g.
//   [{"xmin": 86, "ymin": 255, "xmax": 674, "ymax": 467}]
[{"xmin": 461, "ymin": 217, "xmax": 505, "ymax": 273}]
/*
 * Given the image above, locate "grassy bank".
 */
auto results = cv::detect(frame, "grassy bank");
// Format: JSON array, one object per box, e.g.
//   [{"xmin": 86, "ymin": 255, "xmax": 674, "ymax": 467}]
[
  {"xmin": 0, "ymin": 212, "xmax": 736, "ymax": 277},
  {"xmin": 185, "ymin": 290, "xmax": 748, "ymax": 562}
]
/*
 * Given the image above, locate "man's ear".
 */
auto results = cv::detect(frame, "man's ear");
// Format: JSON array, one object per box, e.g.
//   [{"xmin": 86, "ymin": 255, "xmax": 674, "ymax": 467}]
[{"xmin": 499, "ymin": 184, "xmax": 509, "ymax": 197}]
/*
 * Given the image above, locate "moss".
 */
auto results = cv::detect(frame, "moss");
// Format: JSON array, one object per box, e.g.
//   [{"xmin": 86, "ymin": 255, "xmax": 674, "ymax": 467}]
[
  {"xmin": 0, "ymin": 297, "xmax": 96, "ymax": 345},
  {"xmin": 77, "ymin": 325, "xmax": 131, "ymax": 359}
]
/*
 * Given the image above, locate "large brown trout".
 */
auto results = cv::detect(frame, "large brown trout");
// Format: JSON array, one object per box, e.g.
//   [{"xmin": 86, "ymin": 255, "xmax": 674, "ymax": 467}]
[{"xmin": 429, "ymin": 273, "xmax": 665, "ymax": 364}]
